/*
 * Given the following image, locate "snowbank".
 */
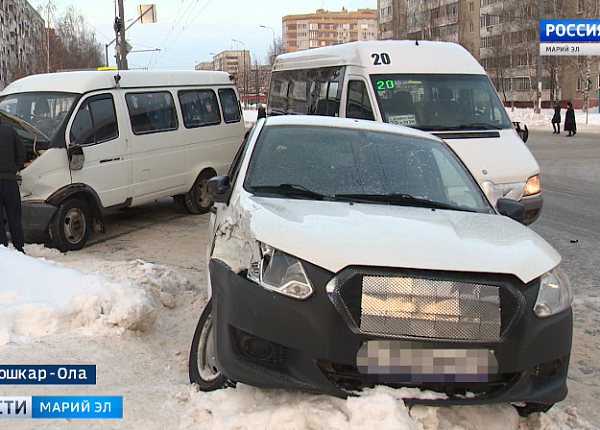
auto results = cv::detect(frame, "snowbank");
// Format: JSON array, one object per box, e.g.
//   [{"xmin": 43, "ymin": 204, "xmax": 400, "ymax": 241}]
[{"xmin": 0, "ymin": 246, "xmax": 192, "ymax": 345}]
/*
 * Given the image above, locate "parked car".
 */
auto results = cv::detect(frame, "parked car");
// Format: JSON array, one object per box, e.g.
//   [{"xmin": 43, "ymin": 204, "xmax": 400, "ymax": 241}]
[{"xmin": 189, "ymin": 115, "xmax": 572, "ymax": 417}]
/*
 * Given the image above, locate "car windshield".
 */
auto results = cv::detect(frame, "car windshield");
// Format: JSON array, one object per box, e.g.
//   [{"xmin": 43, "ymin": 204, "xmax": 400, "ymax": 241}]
[
  {"xmin": 370, "ymin": 74, "xmax": 512, "ymax": 132},
  {"xmin": 244, "ymin": 124, "xmax": 492, "ymax": 213},
  {"xmin": 0, "ymin": 92, "xmax": 76, "ymax": 141}
]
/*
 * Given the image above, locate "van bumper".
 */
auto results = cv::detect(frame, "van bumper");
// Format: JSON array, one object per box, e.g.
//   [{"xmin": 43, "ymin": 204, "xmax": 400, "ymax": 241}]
[
  {"xmin": 22, "ymin": 201, "xmax": 57, "ymax": 239},
  {"xmin": 209, "ymin": 258, "xmax": 571, "ymax": 405},
  {"xmin": 520, "ymin": 194, "xmax": 543, "ymax": 225}
]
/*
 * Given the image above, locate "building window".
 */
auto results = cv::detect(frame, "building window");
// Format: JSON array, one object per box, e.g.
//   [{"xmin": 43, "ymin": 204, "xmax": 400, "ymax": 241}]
[
  {"xmin": 513, "ymin": 77, "xmax": 530, "ymax": 91},
  {"xmin": 470, "ymin": 22, "xmax": 474, "ymax": 33},
  {"xmin": 469, "ymin": 2, "xmax": 474, "ymax": 12}
]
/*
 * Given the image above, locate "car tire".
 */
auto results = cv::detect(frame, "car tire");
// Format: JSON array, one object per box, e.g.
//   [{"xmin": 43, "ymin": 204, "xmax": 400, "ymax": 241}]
[
  {"xmin": 184, "ymin": 171, "xmax": 215, "ymax": 214},
  {"xmin": 189, "ymin": 299, "xmax": 233, "ymax": 391},
  {"xmin": 48, "ymin": 198, "xmax": 91, "ymax": 252},
  {"xmin": 173, "ymin": 194, "xmax": 191, "ymax": 214},
  {"xmin": 514, "ymin": 402, "xmax": 554, "ymax": 417}
]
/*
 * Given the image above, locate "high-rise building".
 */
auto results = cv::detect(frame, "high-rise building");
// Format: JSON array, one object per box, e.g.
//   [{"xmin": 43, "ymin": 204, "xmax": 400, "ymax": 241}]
[
  {"xmin": 282, "ymin": 8, "xmax": 377, "ymax": 53},
  {"xmin": 378, "ymin": 0, "xmax": 597, "ymax": 108},
  {"xmin": 0, "ymin": 0, "xmax": 46, "ymax": 88}
]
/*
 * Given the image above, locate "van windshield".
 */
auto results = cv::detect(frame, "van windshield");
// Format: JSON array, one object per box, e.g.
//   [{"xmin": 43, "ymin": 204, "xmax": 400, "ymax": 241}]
[
  {"xmin": 370, "ymin": 74, "xmax": 512, "ymax": 132},
  {"xmin": 0, "ymin": 92, "xmax": 76, "ymax": 141}
]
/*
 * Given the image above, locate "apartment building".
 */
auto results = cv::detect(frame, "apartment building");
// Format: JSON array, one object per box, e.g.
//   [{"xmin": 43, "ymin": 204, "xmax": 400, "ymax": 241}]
[
  {"xmin": 378, "ymin": 0, "xmax": 597, "ymax": 107},
  {"xmin": 0, "ymin": 0, "xmax": 46, "ymax": 88},
  {"xmin": 282, "ymin": 8, "xmax": 377, "ymax": 53}
]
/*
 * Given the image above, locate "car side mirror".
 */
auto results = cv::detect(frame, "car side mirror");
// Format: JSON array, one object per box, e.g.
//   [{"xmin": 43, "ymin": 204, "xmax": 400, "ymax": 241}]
[
  {"xmin": 496, "ymin": 198, "xmax": 525, "ymax": 223},
  {"xmin": 68, "ymin": 143, "xmax": 84, "ymax": 170},
  {"xmin": 206, "ymin": 175, "xmax": 232, "ymax": 204},
  {"xmin": 512, "ymin": 121, "xmax": 529, "ymax": 143}
]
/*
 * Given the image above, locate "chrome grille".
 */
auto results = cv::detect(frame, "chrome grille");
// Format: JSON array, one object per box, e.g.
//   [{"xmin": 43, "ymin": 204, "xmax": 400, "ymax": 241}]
[{"xmin": 327, "ymin": 268, "xmax": 515, "ymax": 343}]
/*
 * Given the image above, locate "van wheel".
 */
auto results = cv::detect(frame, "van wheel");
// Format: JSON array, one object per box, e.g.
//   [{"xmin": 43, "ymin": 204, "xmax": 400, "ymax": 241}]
[
  {"xmin": 184, "ymin": 171, "xmax": 215, "ymax": 214},
  {"xmin": 514, "ymin": 402, "xmax": 554, "ymax": 417},
  {"xmin": 48, "ymin": 198, "xmax": 91, "ymax": 252},
  {"xmin": 173, "ymin": 195, "xmax": 190, "ymax": 214},
  {"xmin": 189, "ymin": 299, "xmax": 233, "ymax": 391}
]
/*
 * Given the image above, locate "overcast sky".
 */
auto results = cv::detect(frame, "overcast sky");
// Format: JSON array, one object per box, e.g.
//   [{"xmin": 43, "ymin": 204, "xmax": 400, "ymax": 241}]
[{"xmin": 30, "ymin": 0, "xmax": 376, "ymax": 70}]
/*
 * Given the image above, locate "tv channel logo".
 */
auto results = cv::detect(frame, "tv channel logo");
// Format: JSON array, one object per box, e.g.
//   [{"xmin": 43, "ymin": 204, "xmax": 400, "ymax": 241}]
[{"xmin": 541, "ymin": 19, "xmax": 600, "ymax": 42}]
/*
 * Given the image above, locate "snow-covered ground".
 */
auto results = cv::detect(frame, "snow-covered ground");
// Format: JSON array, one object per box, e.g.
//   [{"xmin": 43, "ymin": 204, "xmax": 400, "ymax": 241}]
[{"xmin": 0, "ymin": 107, "xmax": 598, "ymax": 429}]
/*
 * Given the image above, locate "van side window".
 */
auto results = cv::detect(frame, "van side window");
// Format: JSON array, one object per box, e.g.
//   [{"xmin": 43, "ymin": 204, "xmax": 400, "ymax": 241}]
[
  {"xmin": 346, "ymin": 81, "xmax": 374, "ymax": 121},
  {"xmin": 70, "ymin": 95, "xmax": 118, "ymax": 145},
  {"xmin": 268, "ymin": 66, "xmax": 345, "ymax": 116},
  {"xmin": 125, "ymin": 91, "xmax": 178, "ymax": 135},
  {"xmin": 218, "ymin": 88, "xmax": 242, "ymax": 123},
  {"xmin": 178, "ymin": 89, "xmax": 221, "ymax": 128}
]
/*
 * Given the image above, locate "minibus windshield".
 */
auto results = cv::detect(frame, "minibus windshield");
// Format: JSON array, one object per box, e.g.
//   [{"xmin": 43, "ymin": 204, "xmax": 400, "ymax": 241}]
[
  {"xmin": 370, "ymin": 74, "xmax": 512, "ymax": 132},
  {"xmin": 0, "ymin": 92, "xmax": 76, "ymax": 141}
]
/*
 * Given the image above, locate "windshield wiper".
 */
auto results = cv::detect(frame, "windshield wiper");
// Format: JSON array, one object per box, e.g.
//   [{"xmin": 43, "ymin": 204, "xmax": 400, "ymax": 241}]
[
  {"xmin": 334, "ymin": 192, "xmax": 476, "ymax": 212},
  {"xmin": 250, "ymin": 184, "xmax": 331, "ymax": 200}
]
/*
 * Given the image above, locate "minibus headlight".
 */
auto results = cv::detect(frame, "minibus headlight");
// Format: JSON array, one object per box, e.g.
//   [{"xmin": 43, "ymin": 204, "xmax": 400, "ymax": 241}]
[
  {"xmin": 534, "ymin": 267, "xmax": 573, "ymax": 318},
  {"xmin": 247, "ymin": 242, "xmax": 313, "ymax": 300},
  {"xmin": 524, "ymin": 174, "xmax": 540, "ymax": 196}
]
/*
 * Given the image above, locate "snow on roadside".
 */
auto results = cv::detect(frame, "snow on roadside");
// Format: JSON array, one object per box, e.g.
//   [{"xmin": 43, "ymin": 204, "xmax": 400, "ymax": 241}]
[{"xmin": 0, "ymin": 245, "xmax": 192, "ymax": 345}]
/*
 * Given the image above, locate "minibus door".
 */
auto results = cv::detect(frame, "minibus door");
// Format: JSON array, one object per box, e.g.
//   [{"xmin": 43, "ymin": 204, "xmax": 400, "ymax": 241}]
[{"xmin": 68, "ymin": 93, "xmax": 131, "ymax": 208}]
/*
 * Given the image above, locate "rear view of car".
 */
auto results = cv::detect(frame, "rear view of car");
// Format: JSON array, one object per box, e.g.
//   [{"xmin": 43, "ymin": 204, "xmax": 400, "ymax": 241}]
[{"xmin": 190, "ymin": 116, "xmax": 572, "ymax": 417}]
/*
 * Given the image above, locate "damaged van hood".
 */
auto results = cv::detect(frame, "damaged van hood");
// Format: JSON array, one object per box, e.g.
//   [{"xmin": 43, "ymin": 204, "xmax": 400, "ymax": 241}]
[
  {"xmin": 0, "ymin": 110, "xmax": 50, "ymax": 142},
  {"xmin": 245, "ymin": 195, "xmax": 560, "ymax": 284}
]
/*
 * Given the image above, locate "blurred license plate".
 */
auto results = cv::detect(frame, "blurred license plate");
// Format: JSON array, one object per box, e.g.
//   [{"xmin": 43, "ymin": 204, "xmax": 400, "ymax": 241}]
[{"xmin": 357, "ymin": 340, "xmax": 498, "ymax": 383}]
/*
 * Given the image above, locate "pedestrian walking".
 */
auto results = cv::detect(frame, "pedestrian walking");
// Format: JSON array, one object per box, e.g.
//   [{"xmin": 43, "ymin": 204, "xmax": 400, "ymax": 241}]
[
  {"xmin": 551, "ymin": 101, "xmax": 561, "ymax": 134},
  {"xmin": 257, "ymin": 104, "xmax": 266, "ymax": 120},
  {"xmin": 0, "ymin": 115, "xmax": 26, "ymax": 253},
  {"xmin": 564, "ymin": 101, "xmax": 577, "ymax": 137}
]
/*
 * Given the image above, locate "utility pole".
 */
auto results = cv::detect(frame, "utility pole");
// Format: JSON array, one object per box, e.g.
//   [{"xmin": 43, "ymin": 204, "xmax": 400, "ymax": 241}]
[{"xmin": 117, "ymin": 0, "xmax": 128, "ymax": 70}]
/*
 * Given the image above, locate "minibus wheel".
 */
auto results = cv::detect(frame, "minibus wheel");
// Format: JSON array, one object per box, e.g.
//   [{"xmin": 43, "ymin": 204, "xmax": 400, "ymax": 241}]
[
  {"xmin": 48, "ymin": 198, "xmax": 91, "ymax": 252},
  {"xmin": 184, "ymin": 170, "xmax": 215, "ymax": 214},
  {"xmin": 189, "ymin": 299, "xmax": 233, "ymax": 391}
]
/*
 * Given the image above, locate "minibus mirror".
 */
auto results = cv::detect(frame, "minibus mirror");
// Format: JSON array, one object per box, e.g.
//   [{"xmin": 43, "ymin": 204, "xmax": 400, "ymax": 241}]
[
  {"xmin": 68, "ymin": 144, "xmax": 85, "ymax": 170},
  {"xmin": 496, "ymin": 198, "xmax": 525, "ymax": 222},
  {"xmin": 206, "ymin": 175, "xmax": 232, "ymax": 203},
  {"xmin": 512, "ymin": 121, "xmax": 529, "ymax": 143}
]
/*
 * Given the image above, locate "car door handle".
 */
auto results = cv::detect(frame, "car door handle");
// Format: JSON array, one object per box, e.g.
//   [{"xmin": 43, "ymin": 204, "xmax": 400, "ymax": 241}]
[{"xmin": 99, "ymin": 157, "xmax": 122, "ymax": 163}]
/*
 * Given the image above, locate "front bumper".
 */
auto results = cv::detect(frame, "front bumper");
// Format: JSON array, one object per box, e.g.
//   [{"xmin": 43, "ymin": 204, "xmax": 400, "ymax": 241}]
[
  {"xmin": 21, "ymin": 201, "xmax": 57, "ymax": 239},
  {"xmin": 520, "ymin": 193, "xmax": 543, "ymax": 225},
  {"xmin": 209, "ymin": 258, "xmax": 572, "ymax": 404}
]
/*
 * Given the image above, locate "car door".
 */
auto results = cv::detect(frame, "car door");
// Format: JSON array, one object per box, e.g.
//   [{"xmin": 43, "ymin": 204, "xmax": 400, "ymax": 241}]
[{"xmin": 69, "ymin": 93, "xmax": 131, "ymax": 208}]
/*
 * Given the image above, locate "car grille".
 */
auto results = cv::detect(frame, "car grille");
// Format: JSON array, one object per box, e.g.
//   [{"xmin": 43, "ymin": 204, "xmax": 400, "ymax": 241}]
[{"xmin": 326, "ymin": 267, "xmax": 525, "ymax": 343}]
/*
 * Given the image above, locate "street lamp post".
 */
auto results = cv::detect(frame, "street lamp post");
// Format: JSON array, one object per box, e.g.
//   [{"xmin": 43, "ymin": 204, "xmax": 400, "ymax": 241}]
[
  {"xmin": 232, "ymin": 38, "xmax": 248, "ymax": 107},
  {"xmin": 260, "ymin": 24, "xmax": 277, "ymax": 64}
]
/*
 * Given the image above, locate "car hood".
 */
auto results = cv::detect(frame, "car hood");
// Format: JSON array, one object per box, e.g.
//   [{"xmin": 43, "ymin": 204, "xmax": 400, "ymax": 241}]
[
  {"xmin": 0, "ymin": 110, "xmax": 50, "ymax": 142},
  {"xmin": 244, "ymin": 195, "xmax": 560, "ymax": 284}
]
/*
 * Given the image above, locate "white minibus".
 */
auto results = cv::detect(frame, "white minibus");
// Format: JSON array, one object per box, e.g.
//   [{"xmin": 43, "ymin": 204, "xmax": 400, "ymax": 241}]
[
  {"xmin": 268, "ymin": 40, "xmax": 542, "ymax": 224},
  {"xmin": 0, "ymin": 70, "xmax": 245, "ymax": 251}
]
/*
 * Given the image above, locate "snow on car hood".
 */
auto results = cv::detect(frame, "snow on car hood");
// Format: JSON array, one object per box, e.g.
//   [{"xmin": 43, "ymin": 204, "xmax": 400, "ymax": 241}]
[{"xmin": 245, "ymin": 195, "xmax": 560, "ymax": 284}]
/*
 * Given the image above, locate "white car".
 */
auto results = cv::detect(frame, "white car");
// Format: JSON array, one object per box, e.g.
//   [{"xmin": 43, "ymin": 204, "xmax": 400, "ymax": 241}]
[{"xmin": 189, "ymin": 115, "xmax": 572, "ymax": 417}]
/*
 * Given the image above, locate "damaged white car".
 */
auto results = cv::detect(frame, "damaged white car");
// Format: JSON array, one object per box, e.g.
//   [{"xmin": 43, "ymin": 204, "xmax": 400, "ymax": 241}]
[{"xmin": 189, "ymin": 115, "xmax": 572, "ymax": 417}]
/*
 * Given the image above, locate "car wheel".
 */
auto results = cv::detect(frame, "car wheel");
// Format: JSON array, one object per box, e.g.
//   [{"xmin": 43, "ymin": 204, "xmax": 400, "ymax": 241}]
[
  {"xmin": 514, "ymin": 402, "xmax": 554, "ymax": 417},
  {"xmin": 173, "ymin": 194, "xmax": 191, "ymax": 214},
  {"xmin": 48, "ymin": 198, "xmax": 91, "ymax": 252},
  {"xmin": 184, "ymin": 171, "xmax": 215, "ymax": 214},
  {"xmin": 189, "ymin": 299, "xmax": 233, "ymax": 391}
]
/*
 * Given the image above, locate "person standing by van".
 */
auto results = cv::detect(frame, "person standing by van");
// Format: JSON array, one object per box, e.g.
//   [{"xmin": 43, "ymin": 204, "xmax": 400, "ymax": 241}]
[
  {"xmin": 0, "ymin": 117, "xmax": 25, "ymax": 253},
  {"xmin": 564, "ymin": 101, "xmax": 577, "ymax": 137},
  {"xmin": 552, "ymin": 102, "xmax": 561, "ymax": 134}
]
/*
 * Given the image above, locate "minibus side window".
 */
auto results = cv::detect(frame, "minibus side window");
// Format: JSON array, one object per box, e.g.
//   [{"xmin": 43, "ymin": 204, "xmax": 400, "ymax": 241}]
[
  {"xmin": 178, "ymin": 89, "xmax": 221, "ymax": 128},
  {"xmin": 218, "ymin": 88, "xmax": 242, "ymax": 123},
  {"xmin": 69, "ymin": 95, "xmax": 118, "ymax": 146},
  {"xmin": 346, "ymin": 81, "xmax": 374, "ymax": 121},
  {"xmin": 125, "ymin": 91, "xmax": 178, "ymax": 135}
]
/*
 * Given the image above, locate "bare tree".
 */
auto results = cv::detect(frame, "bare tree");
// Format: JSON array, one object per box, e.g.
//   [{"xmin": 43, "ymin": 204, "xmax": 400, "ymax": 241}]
[{"xmin": 267, "ymin": 37, "xmax": 285, "ymax": 65}]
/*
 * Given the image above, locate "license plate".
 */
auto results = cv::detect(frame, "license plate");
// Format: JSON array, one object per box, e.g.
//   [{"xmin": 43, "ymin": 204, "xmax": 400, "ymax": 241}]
[{"xmin": 357, "ymin": 340, "xmax": 498, "ymax": 383}]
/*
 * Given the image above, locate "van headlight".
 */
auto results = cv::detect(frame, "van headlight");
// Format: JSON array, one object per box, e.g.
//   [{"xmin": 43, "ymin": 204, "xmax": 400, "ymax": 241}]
[
  {"xmin": 524, "ymin": 174, "xmax": 540, "ymax": 196},
  {"xmin": 533, "ymin": 267, "xmax": 573, "ymax": 318},
  {"xmin": 247, "ymin": 242, "xmax": 313, "ymax": 300}
]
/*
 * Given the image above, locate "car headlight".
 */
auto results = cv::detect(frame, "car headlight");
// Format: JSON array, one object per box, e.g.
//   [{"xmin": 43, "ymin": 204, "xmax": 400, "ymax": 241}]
[
  {"xmin": 247, "ymin": 242, "xmax": 313, "ymax": 300},
  {"xmin": 533, "ymin": 267, "xmax": 573, "ymax": 318},
  {"xmin": 524, "ymin": 174, "xmax": 540, "ymax": 196}
]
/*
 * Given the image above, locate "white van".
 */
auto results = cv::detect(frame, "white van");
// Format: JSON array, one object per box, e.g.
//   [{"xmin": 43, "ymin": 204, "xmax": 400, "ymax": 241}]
[
  {"xmin": 268, "ymin": 40, "xmax": 542, "ymax": 224},
  {"xmin": 0, "ymin": 70, "xmax": 245, "ymax": 251}
]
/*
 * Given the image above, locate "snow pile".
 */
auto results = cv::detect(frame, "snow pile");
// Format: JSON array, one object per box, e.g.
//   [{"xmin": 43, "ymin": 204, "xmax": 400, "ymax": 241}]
[{"xmin": 0, "ymin": 246, "xmax": 157, "ymax": 344}]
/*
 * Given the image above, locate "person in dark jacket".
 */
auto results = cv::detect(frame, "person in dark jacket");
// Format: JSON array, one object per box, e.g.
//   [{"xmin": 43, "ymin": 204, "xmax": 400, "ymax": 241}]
[
  {"xmin": 0, "ymin": 117, "xmax": 26, "ymax": 253},
  {"xmin": 564, "ymin": 101, "xmax": 577, "ymax": 137},
  {"xmin": 551, "ymin": 101, "xmax": 561, "ymax": 134},
  {"xmin": 257, "ymin": 104, "xmax": 266, "ymax": 120}
]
